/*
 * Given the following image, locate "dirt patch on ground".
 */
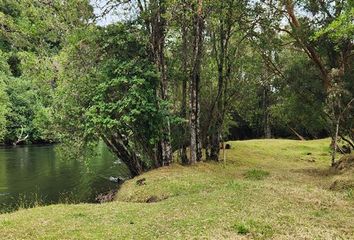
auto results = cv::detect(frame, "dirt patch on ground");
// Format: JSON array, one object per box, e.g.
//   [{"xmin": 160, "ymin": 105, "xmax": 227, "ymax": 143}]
[
  {"xmin": 293, "ymin": 167, "xmax": 338, "ymax": 177},
  {"xmin": 96, "ymin": 189, "xmax": 118, "ymax": 203},
  {"xmin": 145, "ymin": 195, "xmax": 168, "ymax": 203},
  {"xmin": 332, "ymin": 154, "xmax": 354, "ymax": 171},
  {"xmin": 329, "ymin": 179, "xmax": 354, "ymax": 191},
  {"xmin": 136, "ymin": 178, "xmax": 146, "ymax": 186}
]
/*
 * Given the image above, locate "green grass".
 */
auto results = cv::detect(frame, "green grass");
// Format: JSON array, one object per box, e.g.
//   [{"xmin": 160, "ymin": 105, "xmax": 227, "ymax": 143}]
[
  {"xmin": 244, "ymin": 169, "xmax": 270, "ymax": 180},
  {"xmin": 233, "ymin": 222, "xmax": 250, "ymax": 235},
  {"xmin": 1, "ymin": 138, "xmax": 354, "ymax": 239}
]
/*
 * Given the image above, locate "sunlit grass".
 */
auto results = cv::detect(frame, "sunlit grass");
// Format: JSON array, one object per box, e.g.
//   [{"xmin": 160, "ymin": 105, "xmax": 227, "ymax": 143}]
[{"xmin": 1, "ymin": 138, "xmax": 353, "ymax": 239}]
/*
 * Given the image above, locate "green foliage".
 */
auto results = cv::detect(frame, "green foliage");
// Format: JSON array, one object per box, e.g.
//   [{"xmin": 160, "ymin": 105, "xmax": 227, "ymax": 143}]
[
  {"xmin": 0, "ymin": 76, "xmax": 8, "ymax": 141},
  {"xmin": 5, "ymin": 77, "xmax": 33, "ymax": 138},
  {"xmin": 0, "ymin": 51, "xmax": 9, "ymax": 140},
  {"xmin": 32, "ymin": 106, "xmax": 55, "ymax": 141},
  {"xmin": 271, "ymin": 54, "xmax": 328, "ymax": 137},
  {"xmin": 0, "ymin": 0, "xmax": 351, "ymax": 156},
  {"xmin": 0, "ymin": 0, "xmax": 93, "ymax": 53},
  {"xmin": 314, "ymin": 7, "xmax": 354, "ymax": 43},
  {"xmin": 56, "ymin": 23, "xmax": 165, "ymax": 166},
  {"xmin": 232, "ymin": 220, "xmax": 274, "ymax": 238},
  {"xmin": 233, "ymin": 222, "xmax": 250, "ymax": 235},
  {"xmin": 0, "ymin": 0, "xmax": 93, "ymax": 145}
]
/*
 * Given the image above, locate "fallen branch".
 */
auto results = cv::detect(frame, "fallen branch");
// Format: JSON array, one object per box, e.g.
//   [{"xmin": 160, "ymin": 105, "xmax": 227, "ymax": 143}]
[
  {"xmin": 340, "ymin": 135, "xmax": 354, "ymax": 150},
  {"xmin": 13, "ymin": 126, "xmax": 29, "ymax": 146},
  {"xmin": 289, "ymin": 127, "xmax": 305, "ymax": 141}
]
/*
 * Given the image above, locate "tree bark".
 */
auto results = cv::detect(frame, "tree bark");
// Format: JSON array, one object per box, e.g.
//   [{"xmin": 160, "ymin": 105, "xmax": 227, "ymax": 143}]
[
  {"xmin": 101, "ymin": 133, "xmax": 145, "ymax": 177},
  {"xmin": 209, "ymin": 64, "xmax": 224, "ymax": 160},
  {"xmin": 149, "ymin": 0, "xmax": 172, "ymax": 166},
  {"xmin": 208, "ymin": 1, "xmax": 233, "ymax": 161},
  {"xmin": 263, "ymin": 85, "xmax": 272, "ymax": 139},
  {"xmin": 189, "ymin": 0, "xmax": 204, "ymax": 164},
  {"xmin": 332, "ymin": 118, "xmax": 340, "ymax": 166},
  {"xmin": 180, "ymin": 22, "xmax": 189, "ymax": 164}
]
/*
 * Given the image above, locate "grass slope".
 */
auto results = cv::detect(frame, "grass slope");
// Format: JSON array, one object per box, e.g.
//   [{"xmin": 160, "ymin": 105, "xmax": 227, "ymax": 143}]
[{"xmin": 1, "ymin": 139, "xmax": 354, "ymax": 239}]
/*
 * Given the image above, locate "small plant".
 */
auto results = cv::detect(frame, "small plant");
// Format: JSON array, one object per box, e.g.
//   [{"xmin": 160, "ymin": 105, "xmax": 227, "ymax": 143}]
[
  {"xmin": 16, "ymin": 192, "xmax": 44, "ymax": 211},
  {"xmin": 233, "ymin": 223, "xmax": 250, "ymax": 235},
  {"xmin": 346, "ymin": 188, "xmax": 354, "ymax": 200},
  {"xmin": 226, "ymin": 180, "xmax": 243, "ymax": 190},
  {"xmin": 244, "ymin": 169, "xmax": 270, "ymax": 180},
  {"xmin": 232, "ymin": 220, "xmax": 274, "ymax": 237},
  {"xmin": 312, "ymin": 209, "xmax": 328, "ymax": 217}
]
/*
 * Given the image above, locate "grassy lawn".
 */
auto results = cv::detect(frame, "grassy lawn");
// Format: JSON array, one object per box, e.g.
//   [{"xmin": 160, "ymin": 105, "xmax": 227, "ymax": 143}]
[{"xmin": 1, "ymin": 139, "xmax": 353, "ymax": 239}]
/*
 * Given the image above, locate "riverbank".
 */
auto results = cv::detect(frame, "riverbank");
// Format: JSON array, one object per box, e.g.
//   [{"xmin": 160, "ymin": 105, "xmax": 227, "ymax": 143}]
[
  {"xmin": 0, "ymin": 143, "xmax": 130, "ymax": 213},
  {"xmin": 1, "ymin": 139, "xmax": 353, "ymax": 239}
]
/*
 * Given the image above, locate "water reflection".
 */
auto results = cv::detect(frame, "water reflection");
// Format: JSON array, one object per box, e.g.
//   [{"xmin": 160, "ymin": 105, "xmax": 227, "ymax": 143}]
[{"xmin": 0, "ymin": 143, "xmax": 130, "ymax": 213}]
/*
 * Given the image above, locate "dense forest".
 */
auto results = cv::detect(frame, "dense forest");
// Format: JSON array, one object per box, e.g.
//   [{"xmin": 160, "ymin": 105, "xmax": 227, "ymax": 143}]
[{"xmin": 0, "ymin": 0, "xmax": 353, "ymax": 176}]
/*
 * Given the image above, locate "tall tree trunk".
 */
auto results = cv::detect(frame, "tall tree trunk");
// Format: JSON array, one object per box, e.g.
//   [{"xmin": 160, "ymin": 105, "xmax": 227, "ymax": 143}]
[
  {"xmin": 209, "ymin": 64, "xmax": 224, "ymax": 161},
  {"xmin": 150, "ymin": 0, "xmax": 172, "ymax": 166},
  {"xmin": 208, "ymin": 8, "xmax": 229, "ymax": 161},
  {"xmin": 197, "ymin": 90, "xmax": 202, "ymax": 161},
  {"xmin": 190, "ymin": 83, "xmax": 198, "ymax": 164},
  {"xmin": 189, "ymin": 0, "xmax": 204, "ymax": 164},
  {"xmin": 180, "ymin": 23, "xmax": 189, "ymax": 164}
]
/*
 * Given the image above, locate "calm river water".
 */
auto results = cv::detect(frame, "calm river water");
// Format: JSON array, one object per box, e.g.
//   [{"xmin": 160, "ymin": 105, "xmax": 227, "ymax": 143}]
[{"xmin": 0, "ymin": 144, "xmax": 130, "ymax": 213}]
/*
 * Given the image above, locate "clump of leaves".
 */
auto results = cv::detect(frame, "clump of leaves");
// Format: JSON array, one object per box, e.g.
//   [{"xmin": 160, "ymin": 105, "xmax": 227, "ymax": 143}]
[{"xmin": 244, "ymin": 169, "xmax": 270, "ymax": 180}]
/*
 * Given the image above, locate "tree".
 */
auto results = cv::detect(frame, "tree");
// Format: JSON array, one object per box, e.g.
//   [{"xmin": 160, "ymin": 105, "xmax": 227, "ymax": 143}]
[
  {"xmin": 165, "ymin": 0, "xmax": 193, "ymax": 164},
  {"xmin": 282, "ymin": 0, "xmax": 353, "ymax": 162},
  {"xmin": 56, "ymin": 24, "xmax": 167, "ymax": 176},
  {"xmin": 136, "ymin": 0, "xmax": 173, "ymax": 166},
  {"xmin": 205, "ymin": 0, "xmax": 252, "ymax": 160},
  {"xmin": 0, "ymin": 50, "xmax": 9, "ymax": 142},
  {"xmin": 189, "ymin": 0, "xmax": 204, "ymax": 164},
  {"xmin": 0, "ymin": 0, "xmax": 93, "ymax": 145}
]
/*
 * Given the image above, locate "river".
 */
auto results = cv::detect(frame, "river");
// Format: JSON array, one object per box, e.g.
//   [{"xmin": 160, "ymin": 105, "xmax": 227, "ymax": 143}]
[{"xmin": 0, "ymin": 144, "xmax": 130, "ymax": 213}]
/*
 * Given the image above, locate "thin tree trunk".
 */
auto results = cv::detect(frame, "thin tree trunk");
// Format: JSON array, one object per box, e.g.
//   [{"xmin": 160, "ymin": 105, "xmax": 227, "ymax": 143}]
[
  {"xmin": 190, "ymin": 79, "xmax": 198, "ymax": 164},
  {"xmin": 222, "ymin": 140, "xmax": 226, "ymax": 162},
  {"xmin": 180, "ymin": 23, "xmax": 189, "ymax": 164},
  {"xmin": 159, "ymin": 51, "xmax": 172, "ymax": 166},
  {"xmin": 196, "ymin": 93, "xmax": 202, "ymax": 161},
  {"xmin": 208, "ymin": 21, "xmax": 223, "ymax": 161},
  {"xmin": 208, "ymin": 1, "xmax": 234, "ymax": 161},
  {"xmin": 263, "ymin": 86, "xmax": 271, "ymax": 139},
  {"xmin": 332, "ymin": 118, "xmax": 340, "ymax": 166},
  {"xmin": 189, "ymin": 0, "xmax": 204, "ymax": 164}
]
